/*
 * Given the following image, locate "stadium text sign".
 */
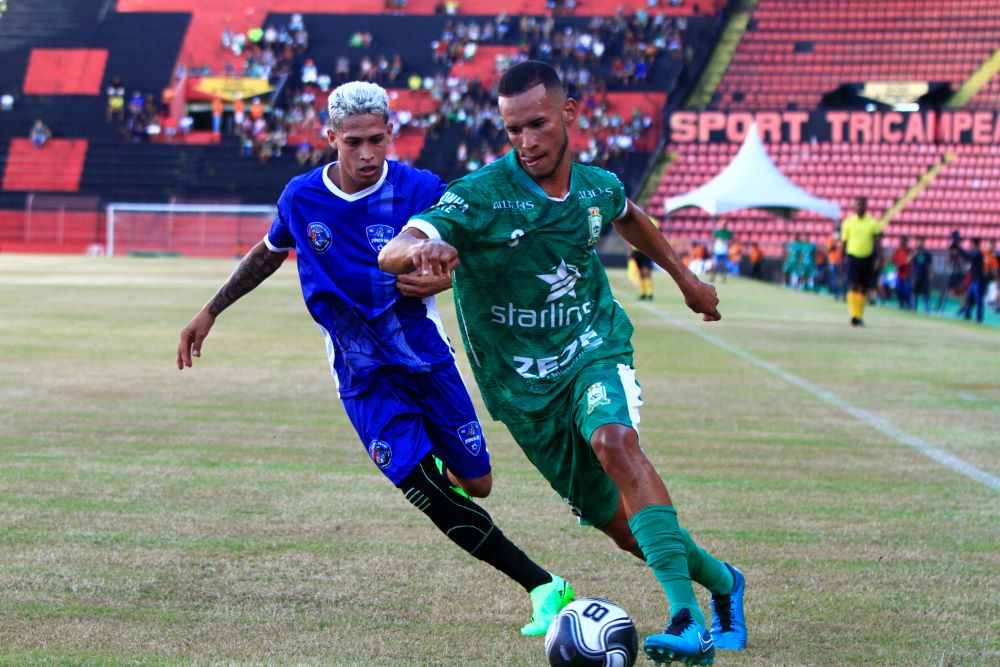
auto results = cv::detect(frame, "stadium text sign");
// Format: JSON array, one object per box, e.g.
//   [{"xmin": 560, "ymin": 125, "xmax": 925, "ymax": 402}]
[{"xmin": 668, "ymin": 110, "xmax": 1000, "ymax": 144}]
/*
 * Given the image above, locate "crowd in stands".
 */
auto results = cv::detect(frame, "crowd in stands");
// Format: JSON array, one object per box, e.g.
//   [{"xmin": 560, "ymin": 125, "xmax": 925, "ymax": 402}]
[
  {"xmin": 195, "ymin": 7, "xmax": 691, "ymax": 167},
  {"xmin": 97, "ymin": 4, "xmax": 697, "ymax": 177}
]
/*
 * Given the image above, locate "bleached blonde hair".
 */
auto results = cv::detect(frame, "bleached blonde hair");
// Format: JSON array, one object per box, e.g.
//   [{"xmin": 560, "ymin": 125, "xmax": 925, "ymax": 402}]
[{"xmin": 327, "ymin": 81, "xmax": 389, "ymax": 129}]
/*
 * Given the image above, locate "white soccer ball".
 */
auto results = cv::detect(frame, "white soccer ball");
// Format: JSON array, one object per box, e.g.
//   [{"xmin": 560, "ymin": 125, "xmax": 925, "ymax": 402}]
[{"xmin": 544, "ymin": 597, "xmax": 638, "ymax": 667}]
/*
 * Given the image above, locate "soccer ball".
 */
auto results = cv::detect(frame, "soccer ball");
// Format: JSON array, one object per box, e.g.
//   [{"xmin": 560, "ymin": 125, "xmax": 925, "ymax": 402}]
[{"xmin": 544, "ymin": 597, "xmax": 638, "ymax": 667}]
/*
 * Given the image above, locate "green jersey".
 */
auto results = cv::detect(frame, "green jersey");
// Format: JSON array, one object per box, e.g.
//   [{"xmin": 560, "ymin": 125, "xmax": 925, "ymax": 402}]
[{"xmin": 407, "ymin": 150, "xmax": 635, "ymax": 423}]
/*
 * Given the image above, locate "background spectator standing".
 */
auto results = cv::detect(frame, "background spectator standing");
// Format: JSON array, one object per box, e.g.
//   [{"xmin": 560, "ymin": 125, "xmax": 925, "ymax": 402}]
[
  {"xmin": 910, "ymin": 237, "xmax": 933, "ymax": 313},
  {"xmin": 106, "ymin": 76, "xmax": 125, "ymax": 122},
  {"xmin": 958, "ymin": 237, "xmax": 986, "ymax": 322},
  {"xmin": 892, "ymin": 236, "xmax": 913, "ymax": 309},
  {"xmin": 29, "ymin": 119, "xmax": 51, "ymax": 148}
]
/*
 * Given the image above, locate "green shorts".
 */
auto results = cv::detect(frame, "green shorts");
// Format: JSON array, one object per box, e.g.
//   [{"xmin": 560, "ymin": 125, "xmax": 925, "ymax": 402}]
[{"xmin": 505, "ymin": 360, "xmax": 642, "ymax": 528}]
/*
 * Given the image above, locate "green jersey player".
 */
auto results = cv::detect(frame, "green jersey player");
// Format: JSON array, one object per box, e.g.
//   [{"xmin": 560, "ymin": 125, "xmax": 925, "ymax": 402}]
[{"xmin": 381, "ymin": 61, "xmax": 746, "ymax": 665}]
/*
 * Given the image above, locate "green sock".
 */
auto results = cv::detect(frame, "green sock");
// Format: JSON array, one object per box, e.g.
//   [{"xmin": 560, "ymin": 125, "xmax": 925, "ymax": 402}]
[
  {"xmin": 628, "ymin": 505, "xmax": 706, "ymax": 626},
  {"xmin": 679, "ymin": 527, "xmax": 734, "ymax": 596}
]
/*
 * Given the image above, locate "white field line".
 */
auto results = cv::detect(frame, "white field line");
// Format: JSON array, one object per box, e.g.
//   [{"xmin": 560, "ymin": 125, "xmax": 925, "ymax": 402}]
[{"xmin": 640, "ymin": 304, "xmax": 1000, "ymax": 491}]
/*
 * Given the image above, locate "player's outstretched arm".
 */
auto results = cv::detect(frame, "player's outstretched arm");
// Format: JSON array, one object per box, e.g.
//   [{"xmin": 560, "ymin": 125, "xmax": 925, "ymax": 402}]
[
  {"xmin": 176, "ymin": 241, "xmax": 288, "ymax": 369},
  {"xmin": 379, "ymin": 228, "xmax": 459, "ymax": 277},
  {"xmin": 613, "ymin": 199, "xmax": 721, "ymax": 321}
]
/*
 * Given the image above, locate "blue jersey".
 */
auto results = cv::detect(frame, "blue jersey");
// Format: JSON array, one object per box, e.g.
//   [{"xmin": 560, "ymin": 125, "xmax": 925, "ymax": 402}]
[{"xmin": 266, "ymin": 160, "xmax": 453, "ymax": 397}]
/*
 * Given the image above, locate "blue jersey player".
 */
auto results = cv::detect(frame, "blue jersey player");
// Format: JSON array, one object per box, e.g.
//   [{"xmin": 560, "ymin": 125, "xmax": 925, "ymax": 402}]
[{"xmin": 177, "ymin": 81, "xmax": 572, "ymax": 636}]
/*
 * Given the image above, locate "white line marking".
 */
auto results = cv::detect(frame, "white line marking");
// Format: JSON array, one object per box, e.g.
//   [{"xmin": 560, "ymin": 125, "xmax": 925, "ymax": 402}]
[{"xmin": 641, "ymin": 305, "xmax": 1000, "ymax": 491}]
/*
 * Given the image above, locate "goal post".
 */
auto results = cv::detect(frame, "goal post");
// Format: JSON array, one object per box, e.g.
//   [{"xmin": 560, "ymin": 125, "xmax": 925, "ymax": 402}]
[{"xmin": 105, "ymin": 203, "xmax": 278, "ymax": 258}]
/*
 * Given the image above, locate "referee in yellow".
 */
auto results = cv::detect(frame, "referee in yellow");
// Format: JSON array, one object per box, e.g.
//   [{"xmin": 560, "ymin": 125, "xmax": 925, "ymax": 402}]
[{"xmin": 841, "ymin": 197, "xmax": 885, "ymax": 326}]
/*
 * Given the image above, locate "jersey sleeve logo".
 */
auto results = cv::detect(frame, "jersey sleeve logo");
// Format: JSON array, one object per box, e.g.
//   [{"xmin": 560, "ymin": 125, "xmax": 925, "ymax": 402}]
[
  {"xmin": 366, "ymin": 224, "xmax": 395, "ymax": 253},
  {"xmin": 587, "ymin": 206, "xmax": 603, "ymax": 246},
  {"xmin": 586, "ymin": 382, "xmax": 611, "ymax": 414},
  {"xmin": 308, "ymin": 222, "xmax": 332, "ymax": 254},
  {"xmin": 537, "ymin": 259, "xmax": 581, "ymax": 302},
  {"xmin": 456, "ymin": 421, "xmax": 483, "ymax": 455}
]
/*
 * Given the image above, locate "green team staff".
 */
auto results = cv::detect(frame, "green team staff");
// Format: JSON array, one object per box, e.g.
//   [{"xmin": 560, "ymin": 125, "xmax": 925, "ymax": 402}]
[{"xmin": 380, "ymin": 61, "xmax": 746, "ymax": 665}]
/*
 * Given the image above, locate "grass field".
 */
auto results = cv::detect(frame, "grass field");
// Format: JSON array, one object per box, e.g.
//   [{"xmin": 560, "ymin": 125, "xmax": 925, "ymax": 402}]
[{"xmin": 1, "ymin": 254, "xmax": 997, "ymax": 667}]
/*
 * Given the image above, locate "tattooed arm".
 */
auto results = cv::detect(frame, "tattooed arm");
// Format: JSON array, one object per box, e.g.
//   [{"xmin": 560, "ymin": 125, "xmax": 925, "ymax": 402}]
[{"xmin": 177, "ymin": 240, "xmax": 288, "ymax": 369}]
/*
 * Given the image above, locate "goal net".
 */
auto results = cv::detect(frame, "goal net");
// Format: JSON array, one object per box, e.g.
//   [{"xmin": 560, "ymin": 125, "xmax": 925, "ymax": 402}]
[{"xmin": 105, "ymin": 203, "xmax": 278, "ymax": 257}]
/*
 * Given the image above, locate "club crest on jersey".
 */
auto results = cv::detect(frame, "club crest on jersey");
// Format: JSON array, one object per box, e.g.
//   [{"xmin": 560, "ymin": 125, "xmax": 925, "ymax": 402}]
[
  {"xmin": 586, "ymin": 382, "xmax": 611, "ymax": 414},
  {"xmin": 366, "ymin": 224, "xmax": 395, "ymax": 253},
  {"xmin": 586, "ymin": 207, "xmax": 603, "ymax": 246},
  {"xmin": 456, "ymin": 421, "xmax": 483, "ymax": 455},
  {"xmin": 308, "ymin": 222, "xmax": 332, "ymax": 253},
  {"xmin": 368, "ymin": 439, "xmax": 392, "ymax": 469}
]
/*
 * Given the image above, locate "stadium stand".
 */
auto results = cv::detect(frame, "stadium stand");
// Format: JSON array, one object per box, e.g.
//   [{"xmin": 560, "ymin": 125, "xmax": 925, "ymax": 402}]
[
  {"xmin": 650, "ymin": 0, "xmax": 1000, "ymax": 266},
  {"xmin": 715, "ymin": 0, "xmax": 1000, "ymax": 111},
  {"xmin": 0, "ymin": 0, "xmax": 723, "ymax": 256},
  {"xmin": 0, "ymin": 0, "xmax": 995, "ymax": 271}
]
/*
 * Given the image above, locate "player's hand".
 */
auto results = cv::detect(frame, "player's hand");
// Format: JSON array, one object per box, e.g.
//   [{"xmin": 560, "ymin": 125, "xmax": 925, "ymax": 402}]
[
  {"xmin": 684, "ymin": 280, "xmax": 722, "ymax": 321},
  {"xmin": 177, "ymin": 310, "xmax": 216, "ymax": 369},
  {"xmin": 396, "ymin": 269, "xmax": 453, "ymax": 298},
  {"xmin": 412, "ymin": 239, "xmax": 459, "ymax": 277}
]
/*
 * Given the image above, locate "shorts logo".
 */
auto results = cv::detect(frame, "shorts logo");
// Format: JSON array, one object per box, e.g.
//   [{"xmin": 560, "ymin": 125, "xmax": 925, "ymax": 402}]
[
  {"xmin": 586, "ymin": 206, "xmax": 603, "ymax": 246},
  {"xmin": 366, "ymin": 224, "xmax": 395, "ymax": 253},
  {"xmin": 586, "ymin": 382, "xmax": 611, "ymax": 415},
  {"xmin": 368, "ymin": 439, "xmax": 392, "ymax": 469},
  {"xmin": 308, "ymin": 222, "xmax": 332, "ymax": 253},
  {"xmin": 456, "ymin": 421, "xmax": 483, "ymax": 456}
]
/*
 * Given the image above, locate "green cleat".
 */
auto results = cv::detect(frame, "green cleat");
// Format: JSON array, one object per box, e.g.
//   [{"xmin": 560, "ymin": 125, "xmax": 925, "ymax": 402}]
[
  {"xmin": 433, "ymin": 455, "xmax": 471, "ymax": 499},
  {"xmin": 520, "ymin": 574, "xmax": 574, "ymax": 636}
]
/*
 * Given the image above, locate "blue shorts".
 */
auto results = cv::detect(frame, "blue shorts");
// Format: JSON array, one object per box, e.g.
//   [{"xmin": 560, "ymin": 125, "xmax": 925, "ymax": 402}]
[{"xmin": 342, "ymin": 363, "xmax": 491, "ymax": 486}]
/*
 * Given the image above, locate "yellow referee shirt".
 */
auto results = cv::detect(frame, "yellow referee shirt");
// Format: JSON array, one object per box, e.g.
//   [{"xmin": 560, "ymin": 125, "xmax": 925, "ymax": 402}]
[{"xmin": 840, "ymin": 214, "xmax": 884, "ymax": 258}]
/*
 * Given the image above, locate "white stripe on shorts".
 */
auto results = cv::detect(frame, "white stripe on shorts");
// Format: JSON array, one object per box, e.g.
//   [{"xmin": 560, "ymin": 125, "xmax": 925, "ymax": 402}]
[{"xmin": 616, "ymin": 363, "xmax": 643, "ymax": 432}]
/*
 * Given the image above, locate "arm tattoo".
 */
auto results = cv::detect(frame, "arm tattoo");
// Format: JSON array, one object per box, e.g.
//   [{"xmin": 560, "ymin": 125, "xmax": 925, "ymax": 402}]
[{"xmin": 207, "ymin": 246, "xmax": 287, "ymax": 317}]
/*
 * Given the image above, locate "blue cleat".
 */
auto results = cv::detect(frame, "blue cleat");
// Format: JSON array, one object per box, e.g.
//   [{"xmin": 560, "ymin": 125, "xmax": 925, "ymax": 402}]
[
  {"xmin": 710, "ymin": 563, "xmax": 747, "ymax": 651},
  {"xmin": 644, "ymin": 607, "xmax": 715, "ymax": 665}
]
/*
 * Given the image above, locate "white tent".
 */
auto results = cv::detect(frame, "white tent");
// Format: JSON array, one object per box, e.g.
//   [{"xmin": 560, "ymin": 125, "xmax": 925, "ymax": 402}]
[{"xmin": 665, "ymin": 122, "xmax": 841, "ymax": 221}]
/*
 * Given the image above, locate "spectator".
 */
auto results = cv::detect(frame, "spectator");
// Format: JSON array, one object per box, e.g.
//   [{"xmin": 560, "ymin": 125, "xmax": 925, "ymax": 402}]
[
  {"xmin": 302, "ymin": 59, "xmax": 318, "ymax": 86},
  {"xmin": 709, "ymin": 220, "xmax": 732, "ymax": 282},
  {"xmin": 30, "ymin": 119, "xmax": 51, "ymax": 148},
  {"xmin": 958, "ymin": 237, "xmax": 986, "ymax": 323},
  {"xmin": 748, "ymin": 241, "xmax": 763, "ymax": 280},
  {"xmin": 211, "ymin": 97, "xmax": 224, "ymax": 134},
  {"xmin": 891, "ymin": 236, "xmax": 913, "ymax": 309},
  {"xmin": 910, "ymin": 237, "xmax": 932, "ymax": 314},
  {"xmin": 106, "ymin": 76, "xmax": 125, "ymax": 122}
]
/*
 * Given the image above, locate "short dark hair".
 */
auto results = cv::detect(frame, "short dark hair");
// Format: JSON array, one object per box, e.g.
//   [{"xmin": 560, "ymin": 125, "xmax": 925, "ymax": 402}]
[{"xmin": 497, "ymin": 60, "xmax": 564, "ymax": 98}]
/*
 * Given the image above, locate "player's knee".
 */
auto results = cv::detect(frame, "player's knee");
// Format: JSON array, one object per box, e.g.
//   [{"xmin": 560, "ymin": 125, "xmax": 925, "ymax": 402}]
[
  {"xmin": 458, "ymin": 473, "xmax": 492, "ymax": 498},
  {"xmin": 590, "ymin": 424, "xmax": 642, "ymax": 470}
]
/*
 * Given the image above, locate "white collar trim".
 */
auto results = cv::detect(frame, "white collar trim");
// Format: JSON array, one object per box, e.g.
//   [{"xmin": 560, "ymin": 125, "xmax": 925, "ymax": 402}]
[{"xmin": 322, "ymin": 161, "xmax": 388, "ymax": 201}]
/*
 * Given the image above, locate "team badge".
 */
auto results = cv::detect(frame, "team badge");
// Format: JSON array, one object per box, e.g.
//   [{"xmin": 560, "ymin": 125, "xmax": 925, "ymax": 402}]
[
  {"xmin": 366, "ymin": 224, "xmax": 395, "ymax": 253},
  {"xmin": 586, "ymin": 382, "xmax": 611, "ymax": 415},
  {"xmin": 456, "ymin": 421, "xmax": 483, "ymax": 455},
  {"xmin": 586, "ymin": 206, "xmax": 603, "ymax": 246},
  {"xmin": 308, "ymin": 222, "xmax": 332, "ymax": 253},
  {"xmin": 368, "ymin": 439, "xmax": 392, "ymax": 468}
]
